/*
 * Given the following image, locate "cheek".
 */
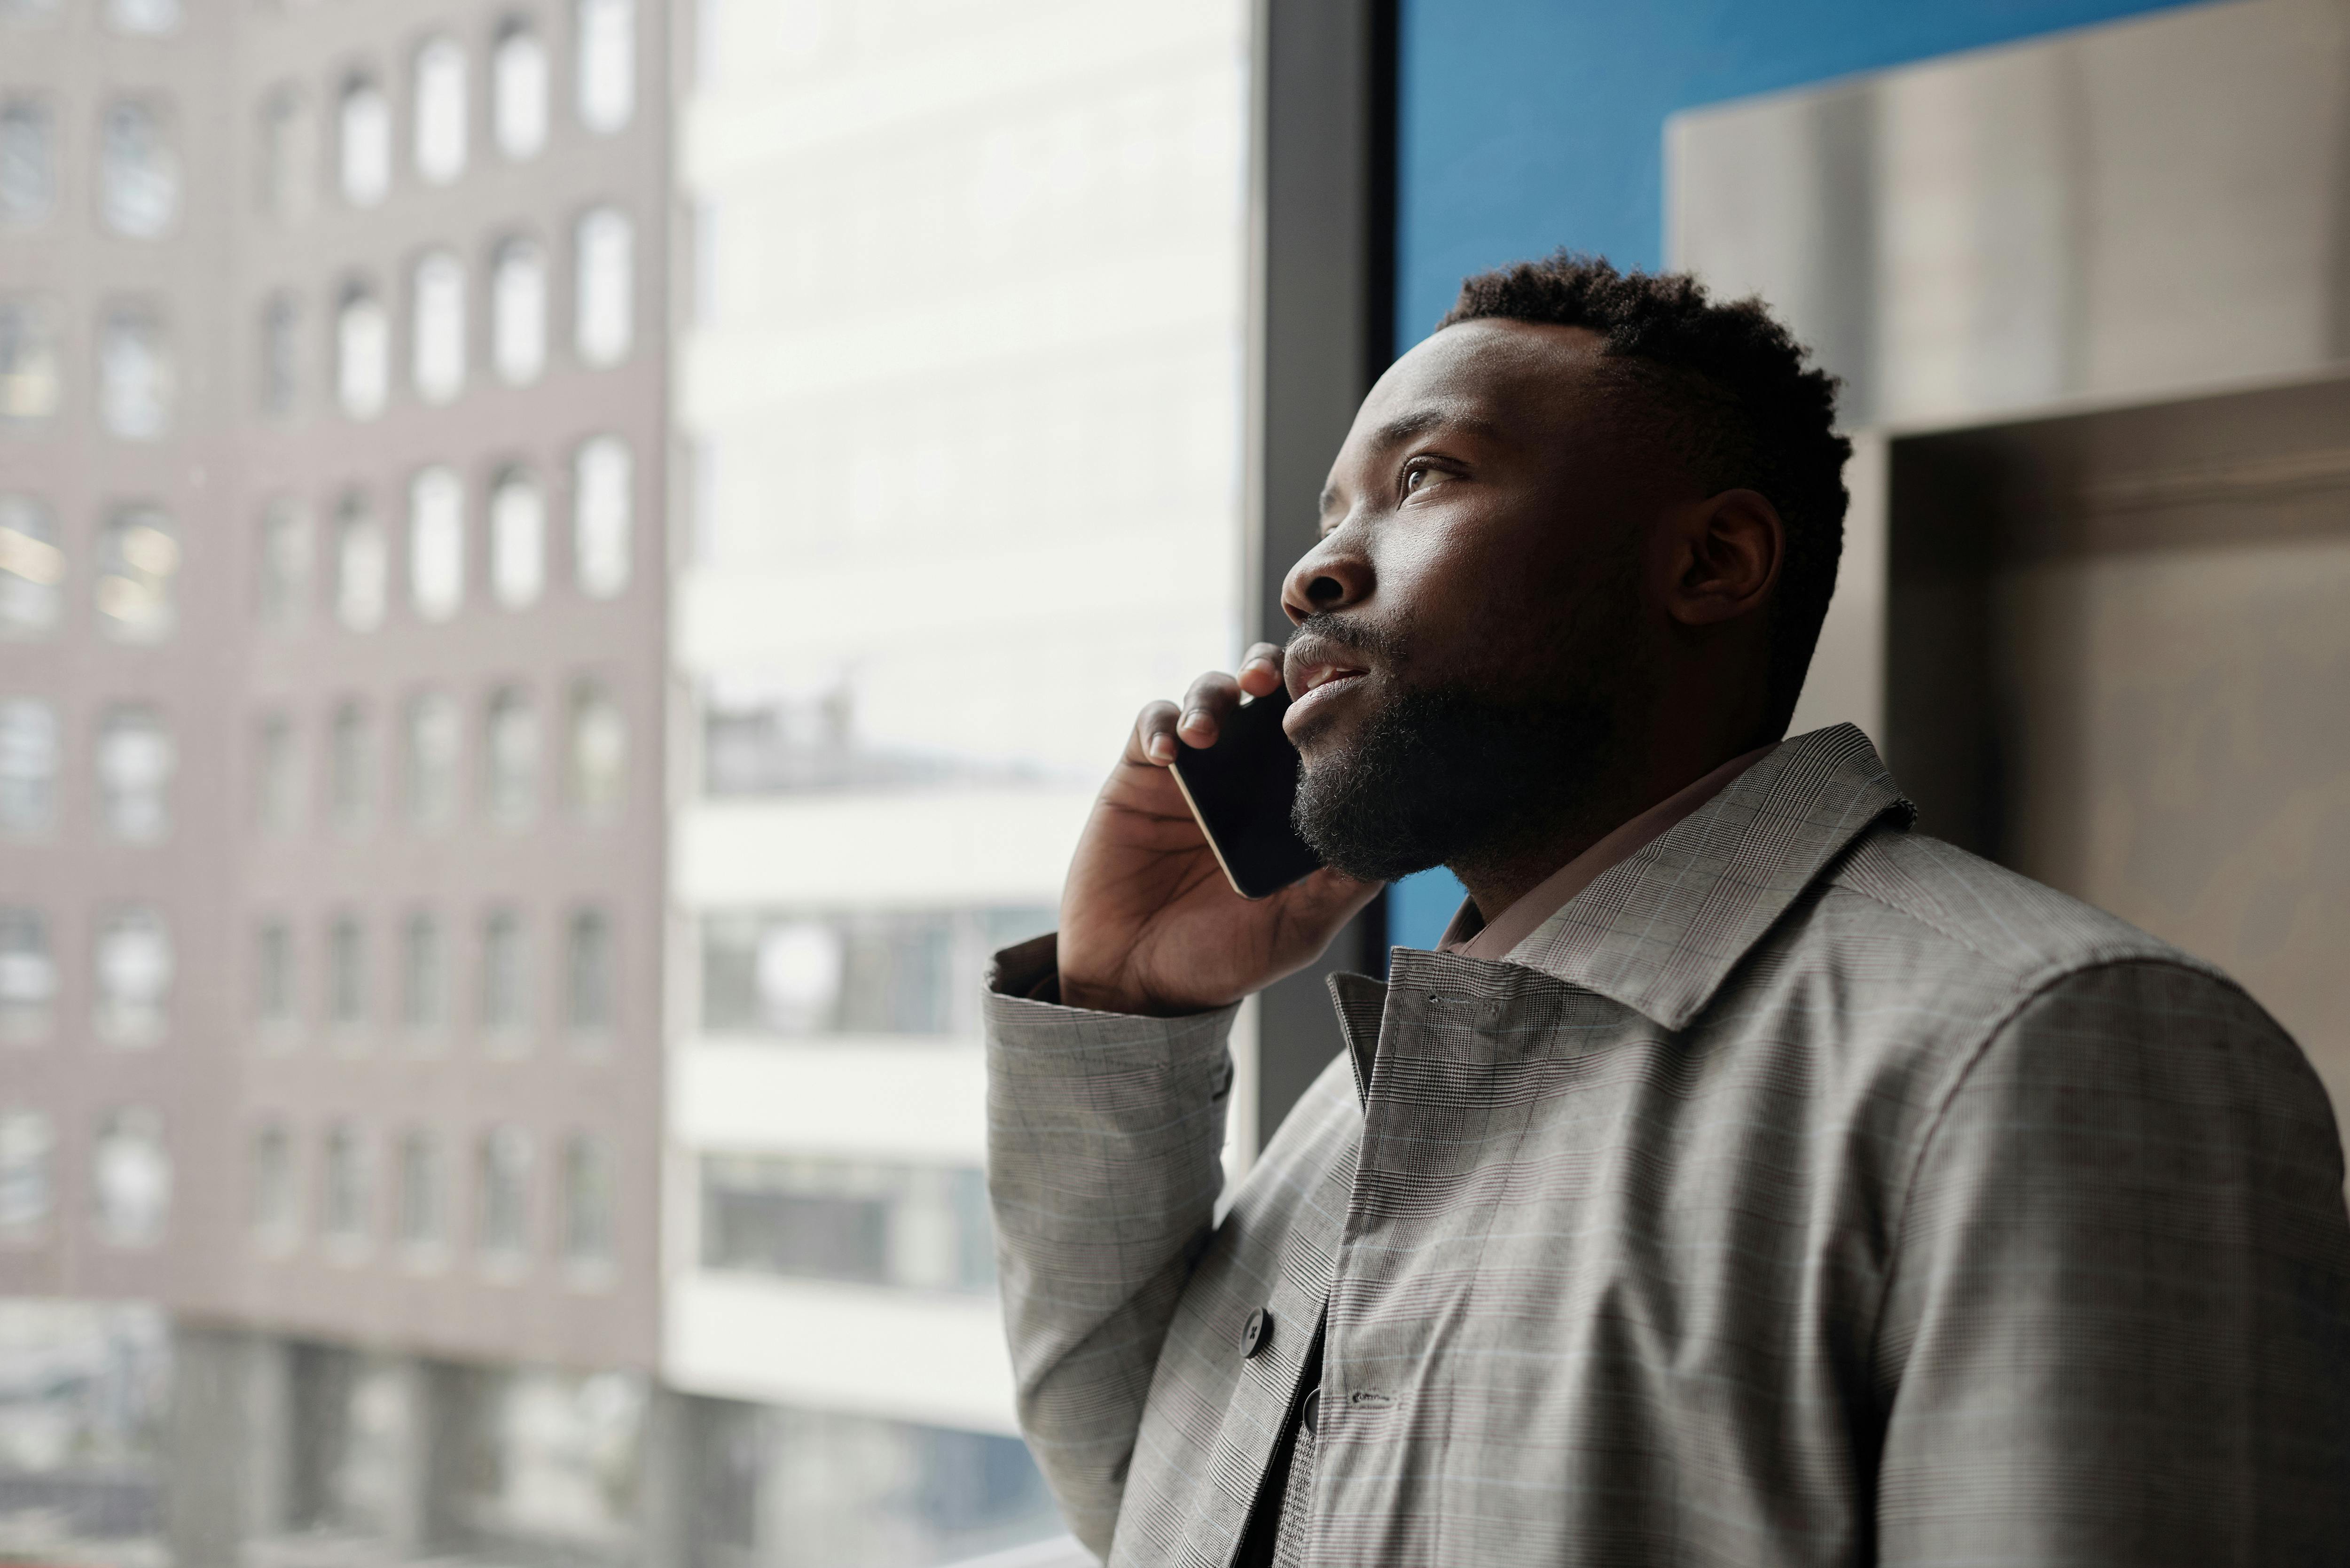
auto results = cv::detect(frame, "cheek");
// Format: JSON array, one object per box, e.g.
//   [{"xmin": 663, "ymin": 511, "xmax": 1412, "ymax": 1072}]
[{"xmin": 1371, "ymin": 515, "xmax": 1583, "ymax": 682}]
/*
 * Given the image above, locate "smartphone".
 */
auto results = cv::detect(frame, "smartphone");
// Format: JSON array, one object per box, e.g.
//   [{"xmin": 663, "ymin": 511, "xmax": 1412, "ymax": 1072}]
[{"xmin": 1168, "ymin": 685, "xmax": 1325, "ymax": 899}]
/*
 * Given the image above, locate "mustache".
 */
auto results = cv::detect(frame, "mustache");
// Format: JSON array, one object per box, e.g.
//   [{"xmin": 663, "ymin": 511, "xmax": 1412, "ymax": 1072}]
[{"xmin": 1285, "ymin": 612, "xmax": 1408, "ymax": 669}]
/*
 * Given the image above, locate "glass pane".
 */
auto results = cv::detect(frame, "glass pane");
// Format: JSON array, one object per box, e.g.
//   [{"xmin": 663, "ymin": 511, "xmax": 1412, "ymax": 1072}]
[
  {"xmin": 567, "ymin": 680, "xmax": 625, "ymax": 817},
  {"xmin": 575, "ymin": 0, "xmax": 635, "ymax": 133},
  {"xmin": 476, "ymin": 1126, "xmax": 530, "ymax": 1256},
  {"xmin": 95, "ymin": 506, "xmax": 178, "ymax": 642},
  {"xmin": 336, "ymin": 286, "xmax": 388, "ymax": 418},
  {"xmin": 698, "ymin": 1157, "xmax": 991, "ymax": 1293},
  {"xmin": 338, "ymin": 80, "xmax": 390, "ymax": 207},
  {"xmin": 257, "ymin": 87, "xmax": 311, "ymax": 222},
  {"xmin": 254, "ymin": 919, "xmax": 294, "ymax": 1028},
  {"xmin": 98, "ymin": 303, "xmax": 172, "ymax": 439},
  {"xmin": 413, "ymin": 38, "xmax": 467, "ymax": 185},
  {"xmin": 259, "ymin": 291, "xmax": 300, "ymax": 415},
  {"xmin": 489, "ymin": 468, "xmax": 544, "ymax": 607},
  {"xmin": 93, "ymin": 906, "xmax": 172, "ymax": 1045},
  {"xmin": 104, "ymin": 0, "xmax": 179, "ymax": 34},
  {"xmin": 410, "ymin": 251, "xmax": 465, "ymax": 403},
  {"xmin": 0, "ymin": 494, "xmax": 63, "ymax": 638},
  {"xmin": 335, "ymin": 494, "xmax": 386, "ymax": 630},
  {"xmin": 329, "ymin": 702, "xmax": 373, "ymax": 831},
  {"xmin": 255, "ymin": 713, "xmax": 301, "ymax": 833},
  {"xmin": 479, "ymin": 910, "xmax": 527, "ymax": 1031},
  {"xmin": 0, "ymin": 99, "xmax": 55, "ymax": 225},
  {"xmin": 404, "ymin": 691, "xmax": 460, "ymax": 827},
  {"xmin": 572, "ymin": 436, "xmax": 632, "ymax": 597},
  {"xmin": 0, "ymin": 1109, "xmax": 54, "ymax": 1237},
  {"xmin": 0, "ymin": 905, "xmax": 55, "ymax": 1041},
  {"xmin": 251, "ymin": 1123, "xmax": 296, "ymax": 1240},
  {"xmin": 95, "ymin": 704, "xmax": 173, "ymax": 842},
  {"xmin": 323, "ymin": 1123, "xmax": 368, "ymax": 1239},
  {"xmin": 0, "ymin": 697, "xmax": 56, "ymax": 835},
  {"xmin": 257, "ymin": 499, "xmax": 310, "ymax": 628},
  {"xmin": 92, "ymin": 1107, "xmax": 170, "ymax": 1246},
  {"xmin": 400, "ymin": 913, "xmax": 446, "ymax": 1031},
  {"xmin": 396, "ymin": 1131, "xmax": 441, "ymax": 1245},
  {"xmin": 491, "ymin": 240, "xmax": 545, "ymax": 384},
  {"xmin": 0, "ymin": 296, "xmax": 61, "ymax": 424},
  {"xmin": 327, "ymin": 914, "xmax": 366, "ymax": 1027},
  {"xmin": 99, "ymin": 99, "xmax": 178, "ymax": 237},
  {"xmin": 564, "ymin": 909, "xmax": 611, "ymax": 1032},
  {"xmin": 492, "ymin": 24, "xmax": 548, "ymax": 160},
  {"xmin": 573, "ymin": 206, "xmax": 632, "ymax": 366},
  {"xmin": 560, "ymin": 1134, "xmax": 613, "ymax": 1263},
  {"xmin": 407, "ymin": 466, "xmax": 465, "ymax": 619}
]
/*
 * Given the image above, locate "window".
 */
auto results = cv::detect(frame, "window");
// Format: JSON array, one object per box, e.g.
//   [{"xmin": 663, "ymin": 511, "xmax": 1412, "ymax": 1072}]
[
  {"xmin": 98, "ymin": 99, "xmax": 178, "ymax": 237},
  {"xmin": 400, "ymin": 912, "xmax": 446, "ymax": 1032},
  {"xmin": 327, "ymin": 913, "xmax": 365, "ymax": 1029},
  {"xmin": 334, "ymin": 492, "xmax": 386, "ymax": 630},
  {"xmin": 251, "ymin": 1123, "xmax": 297, "ymax": 1243},
  {"xmin": 104, "ymin": 0, "xmax": 179, "ymax": 34},
  {"xmin": 559, "ymin": 1132, "xmax": 614, "ymax": 1268},
  {"xmin": 322, "ymin": 1123, "xmax": 369, "ymax": 1243},
  {"xmin": 572, "ymin": 436, "xmax": 631, "ymax": 597},
  {"xmin": 476, "ymin": 1125, "xmax": 531, "ymax": 1260},
  {"xmin": 0, "ymin": 494, "xmax": 63, "ymax": 638},
  {"xmin": 567, "ymin": 679, "xmax": 625, "ymax": 816},
  {"xmin": 0, "ymin": 698, "xmax": 57, "ymax": 835},
  {"xmin": 575, "ymin": 0, "xmax": 635, "ymax": 133},
  {"xmin": 564, "ymin": 908, "xmax": 611, "ymax": 1034},
  {"xmin": 407, "ymin": 466, "xmax": 464, "ymax": 618},
  {"xmin": 699, "ymin": 907, "xmax": 1051, "ymax": 1038},
  {"xmin": 700, "ymin": 1158, "xmax": 993, "ymax": 1293},
  {"xmin": 256, "ymin": 499, "xmax": 309, "ymax": 628},
  {"xmin": 404, "ymin": 691, "xmax": 460, "ymax": 827},
  {"xmin": 0, "ymin": 296, "xmax": 61, "ymax": 424},
  {"xmin": 395, "ymin": 1129, "xmax": 442, "ymax": 1248},
  {"xmin": 338, "ymin": 78, "xmax": 390, "ymax": 208},
  {"xmin": 257, "ymin": 87, "xmax": 313, "ymax": 223},
  {"xmin": 254, "ymin": 919, "xmax": 294, "ymax": 1029},
  {"xmin": 0, "ymin": 1109, "xmax": 53, "ymax": 1237},
  {"xmin": 412, "ymin": 37, "xmax": 467, "ymax": 185},
  {"xmin": 0, "ymin": 908, "xmax": 54, "ymax": 1041},
  {"xmin": 479, "ymin": 908, "xmax": 527, "ymax": 1036},
  {"xmin": 489, "ymin": 467, "xmax": 545, "ymax": 607},
  {"xmin": 92, "ymin": 1108, "xmax": 169, "ymax": 1246},
  {"xmin": 0, "ymin": 0, "xmax": 57, "ymax": 20},
  {"xmin": 95, "ymin": 704, "xmax": 173, "ymax": 842},
  {"xmin": 410, "ymin": 251, "xmax": 465, "ymax": 404},
  {"xmin": 336, "ymin": 282, "xmax": 388, "ymax": 419},
  {"xmin": 484, "ymin": 689, "xmax": 538, "ymax": 824},
  {"xmin": 98, "ymin": 303, "xmax": 171, "ymax": 439},
  {"xmin": 573, "ymin": 206, "xmax": 632, "ymax": 365},
  {"xmin": 259, "ymin": 292, "xmax": 300, "ymax": 415},
  {"xmin": 255, "ymin": 713, "xmax": 301, "ymax": 833},
  {"xmin": 328, "ymin": 700, "xmax": 373, "ymax": 832},
  {"xmin": 492, "ymin": 21, "xmax": 548, "ymax": 160},
  {"xmin": 93, "ymin": 906, "xmax": 171, "ymax": 1045},
  {"xmin": 0, "ymin": 99, "xmax": 55, "ymax": 226},
  {"xmin": 490, "ymin": 239, "xmax": 546, "ymax": 384},
  {"xmin": 95, "ymin": 506, "xmax": 178, "ymax": 641}
]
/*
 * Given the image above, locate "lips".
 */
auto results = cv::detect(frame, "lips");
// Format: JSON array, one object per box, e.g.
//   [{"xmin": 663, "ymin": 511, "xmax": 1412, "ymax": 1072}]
[{"xmin": 1283, "ymin": 637, "xmax": 1374, "ymax": 738}]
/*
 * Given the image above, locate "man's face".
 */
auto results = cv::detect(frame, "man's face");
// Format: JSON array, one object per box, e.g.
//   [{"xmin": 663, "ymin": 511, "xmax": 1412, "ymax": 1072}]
[{"xmin": 1281, "ymin": 318, "xmax": 1690, "ymax": 882}]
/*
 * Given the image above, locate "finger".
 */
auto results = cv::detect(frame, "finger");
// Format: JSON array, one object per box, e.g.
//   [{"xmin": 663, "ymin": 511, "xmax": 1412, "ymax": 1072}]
[
  {"xmin": 1237, "ymin": 642, "xmax": 1285, "ymax": 697},
  {"xmin": 1128, "ymin": 699, "xmax": 1182, "ymax": 766},
  {"xmin": 1175, "ymin": 670, "xmax": 1244, "ymax": 748}
]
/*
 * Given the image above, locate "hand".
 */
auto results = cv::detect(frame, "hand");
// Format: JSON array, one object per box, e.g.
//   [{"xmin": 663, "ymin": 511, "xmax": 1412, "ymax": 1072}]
[{"xmin": 1058, "ymin": 643, "xmax": 1381, "ymax": 1016}]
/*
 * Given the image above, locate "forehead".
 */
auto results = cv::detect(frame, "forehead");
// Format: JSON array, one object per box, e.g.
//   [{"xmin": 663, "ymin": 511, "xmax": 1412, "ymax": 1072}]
[{"xmin": 1350, "ymin": 318, "xmax": 1612, "ymax": 444}]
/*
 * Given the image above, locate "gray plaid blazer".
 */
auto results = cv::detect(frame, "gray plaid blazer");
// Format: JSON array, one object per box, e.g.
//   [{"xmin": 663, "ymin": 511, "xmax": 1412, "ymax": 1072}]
[{"xmin": 985, "ymin": 725, "xmax": 2350, "ymax": 1566}]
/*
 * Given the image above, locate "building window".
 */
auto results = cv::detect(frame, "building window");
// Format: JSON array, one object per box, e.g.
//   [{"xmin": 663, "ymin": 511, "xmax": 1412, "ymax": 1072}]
[
  {"xmin": 412, "ymin": 37, "xmax": 467, "ymax": 185},
  {"xmin": 410, "ymin": 250, "xmax": 466, "ymax": 404},
  {"xmin": 700, "ymin": 1157, "xmax": 994, "ymax": 1294},
  {"xmin": 327, "ymin": 913, "xmax": 365, "ymax": 1030},
  {"xmin": 476, "ymin": 1125, "xmax": 531, "ymax": 1260},
  {"xmin": 490, "ymin": 238, "xmax": 546, "ymax": 384},
  {"xmin": 0, "ymin": 697, "xmax": 57, "ymax": 836},
  {"xmin": 575, "ymin": 0, "xmax": 635, "ymax": 133},
  {"xmin": 0, "ymin": 99, "xmax": 55, "ymax": 226},
  {"xmin": 98, "ymin": 304, "xmax": 171, "ymax": 439},
  {"xmin": 94, "ymin": 907, "xmax": 172, "ymax": 1045},
  {"xmin": 699, "ymin": 907, "xmax": 1051, "ymax": 1038},
  {"xmin": 257, "ymin": 87, "xmax": 311, "ymax": 222},
  {"xmin": 334, "ymin": 491, "xmax": 386, "ymax": 630},
  {"xmin": 407, "ymin": 465, "xmax": 465, "ymax": 619},
  {"xmin": 492, "ymin": 20, "xmax": 548, "ymax": 160},
  {"xmin": 322, "ymin": 1123, "xmax": 369, "ymax": 1244},
  {"xmin": 0, "ymin": 494, "xmax": 63, "ymax": 638},
  {"xmin": 104, "ymin": 0, "xmax": 179, "ymax": 35},
  {"xmin": 255, "ymin": 713, "xmax": 301, "ymax": 833},
  {"xmin": 479, "ymin": 908, "xmax": 527, "ymax": 1037},
  {"xmin": 572, "ymin": 436, "xmax": 631, "ymax": 598},
  {"xmin": 400, "ymin": 912, "xmax": 446, "ymax": 1033},
  {"xmin": 0, "ymin": 907, "xmax": 55, "ymax": 1041},
  {"xmin": 488, "ymin": 467, "xmax": 545, "ymax": 608},
  {"xmin": 395, "ymin": 1129, "xmax": 442, "ymax": 1248},
  {"xmin": 404, "ymin": 690, "xmax": 460, "ymax": 827},
  {"xmin": 328, "ymin": 700, "xmax": 373, "ymax": 832},
  {"xmin": 256, "ymin": 499, "xmax": 309, "ymax": 629},
  {"xmin": 338, "ymin": 77, "xmax": 391, "ymax": 208},
  {"xmin": 250, "ymin": 1122, "xmax": 297, "ymax": 1244},
  {"xmin": 559, "ymin": 1132, "xmax": 614, "ymax": 1269},
  {"xmin": 0, "ymin": 296, "xmax": 60, "ymax": 425},
  {"xmin": 254, "ymin": 918, "xmax": 294, "ymax": 1030},
  {"xmin": 94, "ymin": 704, "xmax": 173, "ymax": 842},
  {"xmin": 336, "ymin": 282, "xmax": 389, "ymax": 419},
  {"xmin": 259, "ymin": 291, "xmax": 300, "ymax": 416},
  {"xmin": 98, "ymin": 98, "xmax": 178, "ymax": 238},
  {"xmin": 95, "ymin": 506, "xmax": 178, "ymax": 641},
  {"xmin": 91, "ymin": 1107, "xmax": 170, "ymax": 1246},
  {"xmin": 567, "ymin": 679, "xmax": 625, "ymax": 817},
  {"xmin": 573, "ymin": 206, "xmax": 632, "ymax": 366},
  {"xmin": 0, "ymin": 0, "xmax": 58, "ymax": 21},
  {"xmin": 564, "ymin": 907, "xmax": 611, "ymax": 1034},
  {"xmin": 484, "ymin": 688, "xmax": 539, "ymax": 825},
  {"xmin": 0, "ymin": 1108, "xmax": 54, "ymax": 1238}
]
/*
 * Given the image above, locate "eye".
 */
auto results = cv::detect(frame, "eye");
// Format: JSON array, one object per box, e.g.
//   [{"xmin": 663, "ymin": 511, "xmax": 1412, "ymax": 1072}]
[{"xmin": 1402, "ymin": 461, "xmax": 1434, "ymax": 495}]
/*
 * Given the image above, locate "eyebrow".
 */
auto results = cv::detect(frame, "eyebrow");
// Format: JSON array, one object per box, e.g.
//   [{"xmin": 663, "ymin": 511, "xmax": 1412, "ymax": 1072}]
[{"xmin": 1318, "ymin": 407, "xmax": 1508, "ymax": 514}]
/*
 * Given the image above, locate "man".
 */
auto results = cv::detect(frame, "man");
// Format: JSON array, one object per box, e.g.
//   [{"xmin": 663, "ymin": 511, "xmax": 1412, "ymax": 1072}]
[{"xmin": 984, "ymin": 255, "xmax": 2350, "ymax": 1565}]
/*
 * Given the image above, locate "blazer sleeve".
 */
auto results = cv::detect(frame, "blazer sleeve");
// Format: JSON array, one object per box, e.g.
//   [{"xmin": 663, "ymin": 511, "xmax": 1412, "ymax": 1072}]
[
  {"xmin": 1873, "ymin": 957, "xmax": 2350, "ymax": 1565},
  {"xmin": 983, "ymin": 933, "xmax": 1238, "ymax": 1558}
]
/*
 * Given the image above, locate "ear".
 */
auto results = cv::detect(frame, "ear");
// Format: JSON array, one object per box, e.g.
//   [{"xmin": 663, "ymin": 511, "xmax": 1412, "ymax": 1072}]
[{"xmin": 1661, "ymin": 487, "xmax": 1782, "ymax": 628}]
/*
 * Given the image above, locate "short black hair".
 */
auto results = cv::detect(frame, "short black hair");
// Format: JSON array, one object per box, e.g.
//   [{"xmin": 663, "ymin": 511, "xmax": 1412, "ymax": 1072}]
[{"xmin": 1437, "ymin": 252, "xmax": 1851, "ymax": 735}]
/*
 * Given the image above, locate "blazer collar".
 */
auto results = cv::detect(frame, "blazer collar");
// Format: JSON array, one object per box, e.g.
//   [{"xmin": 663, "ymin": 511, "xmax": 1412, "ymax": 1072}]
[{"xmin": 1481, "ymin": 723, "xmax": 1914, "ymax": 1031}]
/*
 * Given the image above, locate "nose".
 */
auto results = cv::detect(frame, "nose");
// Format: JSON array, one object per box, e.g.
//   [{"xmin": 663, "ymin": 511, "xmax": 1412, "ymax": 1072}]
[{"xmin": 1279, "ymin": 527, "xmax": 1371, "ymax": 627}]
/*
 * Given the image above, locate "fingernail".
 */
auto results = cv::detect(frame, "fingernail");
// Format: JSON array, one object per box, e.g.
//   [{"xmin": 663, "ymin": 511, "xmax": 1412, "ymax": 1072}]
[{"xmin": 1149, "ymin": 735, "xmax": 1174, "ymax": 762}]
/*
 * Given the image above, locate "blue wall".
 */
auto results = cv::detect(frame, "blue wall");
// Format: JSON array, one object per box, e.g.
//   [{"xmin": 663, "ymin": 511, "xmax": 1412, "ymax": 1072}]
[{"xmin": 1381, "ymin": 0, "xmax": 2198, "ymax": 952}]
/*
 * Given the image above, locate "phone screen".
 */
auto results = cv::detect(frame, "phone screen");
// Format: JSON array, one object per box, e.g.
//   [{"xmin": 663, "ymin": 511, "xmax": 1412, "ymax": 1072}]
[{"xmin": 1167, "ymin": 685, "xmax": 1325, "ymax": 900}]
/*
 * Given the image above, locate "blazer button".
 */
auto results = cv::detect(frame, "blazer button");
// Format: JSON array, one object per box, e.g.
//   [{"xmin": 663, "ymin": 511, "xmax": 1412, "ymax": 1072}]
[{"xmin": 1239, "ymin": 1307, "xmax": 1272, "ymax": 1358}]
